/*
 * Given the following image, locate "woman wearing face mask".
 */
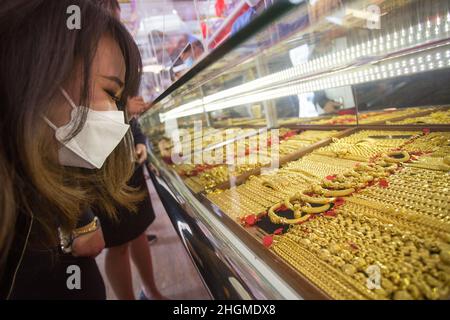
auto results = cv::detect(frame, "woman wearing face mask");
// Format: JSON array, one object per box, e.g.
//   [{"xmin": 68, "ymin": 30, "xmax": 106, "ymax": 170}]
[
  {"xmin": 0, "ymin": 0, "xmax": 142, "ymax": 299},
  {"xmin": 95, "ymin": 0, "xmax": 166, "ymax": 300}
]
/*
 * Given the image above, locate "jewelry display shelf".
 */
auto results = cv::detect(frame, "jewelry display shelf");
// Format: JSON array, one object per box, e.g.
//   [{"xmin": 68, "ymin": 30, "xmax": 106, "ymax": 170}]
[
  {"xmin": 193, "ymin": 127, "xmax": 363, "ymax": 298},
  {"xmin": 180, "ymin": 128, "xmax": 270, "ymax": 194},
  {"xmin": 196, "ymin": 190, "xmax": 331, "ymax": 300},
  {"xmin": 182, "ymin": 127, "xmax": 355, "ymax": 195},
  {"xmin": 209, "ymin": 128, "xmax": 357, "ymax": 192},
  {"xmin": 189, "ymin": 122, "xmax": 442, "ymax": 195},
  {"xmin": 367, "ymin": 105, "xmax": 450, "ymax": 125},
  {"xmin": 194, "ymin": 124, "xmax": 449, "ymax": 299},
  {"xmin": 210, "ymin": 105, "xmax": 450, "ymax": 130}
]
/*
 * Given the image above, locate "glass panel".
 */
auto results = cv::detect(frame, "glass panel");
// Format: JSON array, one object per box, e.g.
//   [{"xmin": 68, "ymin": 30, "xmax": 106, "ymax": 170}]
[{"xmin": 138, "ymin": 0, "xmax": 450, "ymax": 300}]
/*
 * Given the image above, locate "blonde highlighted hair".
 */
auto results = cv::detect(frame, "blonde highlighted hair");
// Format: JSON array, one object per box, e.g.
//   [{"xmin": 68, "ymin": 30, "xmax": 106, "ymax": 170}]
[{"xmin": 0, "ymin": 0, "xmax": 143, "ymax": 266}]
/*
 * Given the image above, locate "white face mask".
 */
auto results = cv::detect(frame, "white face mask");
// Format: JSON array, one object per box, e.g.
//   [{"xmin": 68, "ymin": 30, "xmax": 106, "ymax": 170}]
[{"xmin": 43, "ymin": 88, "xmax": 130, "ymax": 169}]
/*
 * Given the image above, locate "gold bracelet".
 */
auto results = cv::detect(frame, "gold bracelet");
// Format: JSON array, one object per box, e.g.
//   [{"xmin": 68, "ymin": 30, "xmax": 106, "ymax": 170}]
[
  {"xmin": 384, "ymin": 151, "xmax": 411, "ymax": 163},
  {"xmin": 72, "ymin": 216, "xmax": 100, "ymax": 239}
]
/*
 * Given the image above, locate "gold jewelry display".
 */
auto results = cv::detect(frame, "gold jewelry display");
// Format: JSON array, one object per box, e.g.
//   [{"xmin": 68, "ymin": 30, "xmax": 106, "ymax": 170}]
[
  {"xmin": 205, "ymin": 129, "xmax": 449, "ymax": 300},
  {"xmin": 272, "ymin": 194, "xmax": 450, "ymax": 300},
  {"xmin": 389, "ymin": 109, "xmax": 450, "ymax": 125}
]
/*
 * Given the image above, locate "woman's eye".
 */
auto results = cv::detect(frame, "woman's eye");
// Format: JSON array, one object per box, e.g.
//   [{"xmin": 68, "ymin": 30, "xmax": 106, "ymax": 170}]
[{"xmin": 104, "ymin": 89, "xmax": 120, "ymax": 102}]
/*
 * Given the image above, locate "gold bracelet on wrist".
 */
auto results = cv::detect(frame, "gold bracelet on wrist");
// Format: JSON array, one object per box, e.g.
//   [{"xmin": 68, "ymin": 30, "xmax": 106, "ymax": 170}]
[{"xmin": 72, "ymin": 216, "xmax": 100, "ymax": 239}]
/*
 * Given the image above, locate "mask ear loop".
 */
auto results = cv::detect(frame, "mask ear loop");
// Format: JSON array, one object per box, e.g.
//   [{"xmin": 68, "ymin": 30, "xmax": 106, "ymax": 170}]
[
  {"xmin": 41, "ymin": 88, "xmax": 77, "ymax": 130},
  {"xmin": 42, "ymin": 116, "xmax": 58, "ymax": 130},
  {"xmin": 59, "ymin": 88, "xmax": 77, "ymax": 109}
]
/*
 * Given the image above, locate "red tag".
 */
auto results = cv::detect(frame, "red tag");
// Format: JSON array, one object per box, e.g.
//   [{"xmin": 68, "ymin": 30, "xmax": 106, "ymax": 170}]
[
  {"xmin": 276, "ymin": 205, "xmax": 289, "ymax": 212},
  {"xmin": 244, "ymin": 214, "xmax": 257, "ymax": 226},
  {"xmin": 334, "ymin": 197, "xmax": 345, "ymax": 207},
  {"xmin": 273, "ymin": 228, "xmax": 283, "ymax": 235},
  {"xmin": 324, "ymin": 209, "xmax": 337, "ymax": 217},
  {"xmin": 326, "ymin": 175, "xmax": 337, "ymax": 180},
  {"xmin": 379, "ymin": 179, "xmax": 389, "ymax": 188},
  {"xmin": 285, "ymin": 130, "xmax": 297, "ymax": 139},
  {"xmin": 263, "ymin": 235, "xmax": 273, "ymax": 247}
]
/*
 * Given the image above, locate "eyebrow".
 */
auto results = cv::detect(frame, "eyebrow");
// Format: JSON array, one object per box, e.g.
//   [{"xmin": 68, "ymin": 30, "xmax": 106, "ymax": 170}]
[{"xmin": 101, "ymin": 75, "xmax": 124, "ymax": 88}]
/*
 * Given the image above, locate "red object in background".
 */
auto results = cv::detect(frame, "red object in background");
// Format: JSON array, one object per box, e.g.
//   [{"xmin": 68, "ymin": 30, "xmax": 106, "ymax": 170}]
[
  {"xmin": 244, "ymin": 214, "xmax": 257, "ymax": 226},
  {"xmin": 379, "ymin": 179, "xmax": 389, "ymax": 188},
  {"xmin": 201, "ymin": 21, "xmax": 209, "ymax": 39},
  {"xmin": 263, "ymin": 235, "xmax": 273, "ymax": 247},
  {"xmin": 281, "ymin": 130, "xmax": 297, "ymax": 140},
  {"xmin": 275, "ymin": 205, "xmax": 288, "ymax": 212},
  {"xmin": 423, "ymin": 128, "xmax": 430, "ymax": 135},
  {"xmin": 324, "ymin": 209, "xmax": 337, "ymax": 217},
  {"xmin": 273, "ymin": 228, "xmax": 283, "ymax": 235},
  {"xmin": 334, "ymin": 197, "xmax": 345, "ymax": 207},
  {"xmin": 210, "ymin": 2, "xmax": 250, "ymax": 49},
  {"xmin": 337, "ymin": 107, "xmax": 357, "ymax": 115},
  {"xmin": 326, "ymin": 175, "xmax": 337, "ymax": 180},
  {"xmin": 215, "ymin": 0, "xmax": 227, "ymax": 17}
]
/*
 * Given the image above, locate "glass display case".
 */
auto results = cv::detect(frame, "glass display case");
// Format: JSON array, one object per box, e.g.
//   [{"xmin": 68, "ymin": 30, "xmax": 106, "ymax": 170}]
[{"xmin": 139, "ymin": 0, "xmax": 450, "ymax": 300}]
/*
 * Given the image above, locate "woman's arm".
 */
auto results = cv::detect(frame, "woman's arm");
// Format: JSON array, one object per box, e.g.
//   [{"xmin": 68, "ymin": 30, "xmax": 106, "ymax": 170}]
[
  {"xmin": 130, "ymin": 119, "xmax": 148, "ymax": 164},
  {"xmin": 61, "ymin": 209, "xmax": 105, "ymax": 257}
]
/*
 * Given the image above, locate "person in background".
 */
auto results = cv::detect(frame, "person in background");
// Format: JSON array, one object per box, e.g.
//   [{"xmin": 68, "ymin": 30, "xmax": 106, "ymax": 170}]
[
  {"xmin": 96, "ymin": 0, "xmax": 166, "ymax": 300},
  {"xmin": 0, "ymin": 0, "xmax": 142, "ymax": 299}
]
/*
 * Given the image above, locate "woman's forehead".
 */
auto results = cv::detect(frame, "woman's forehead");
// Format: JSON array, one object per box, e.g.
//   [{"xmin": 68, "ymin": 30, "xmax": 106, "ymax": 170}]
[{"xmin": 93, "ymin": 36, "xmax": 125, "ymax": 81}]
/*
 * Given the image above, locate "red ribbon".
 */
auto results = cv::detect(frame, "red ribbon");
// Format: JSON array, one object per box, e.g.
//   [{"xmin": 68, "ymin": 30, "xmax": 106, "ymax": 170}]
[
  {"xmin": 275, "ymin": 204, "xmax": 289, "ymax": 212},
  {"xmin": 263, "ymin": 235, "xmax": 273, "ymax": 247},
  {"xmin": 244, "ymin": 214, "xmax": 257, "ymax": 226},
  {"xmin": 334, "ymin": 197, "xmax": 345, "ymax": 207},
  {"xmin": 378, "ymin": 179, "xmax": 389, "ymax": 188},
  {"xmin": 273, "ymin": 228, "xmax": 283, "ymax": 235},
  {"xmin": 324, "ymin": 209, "xmax": 337, "ymax": 217}
]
